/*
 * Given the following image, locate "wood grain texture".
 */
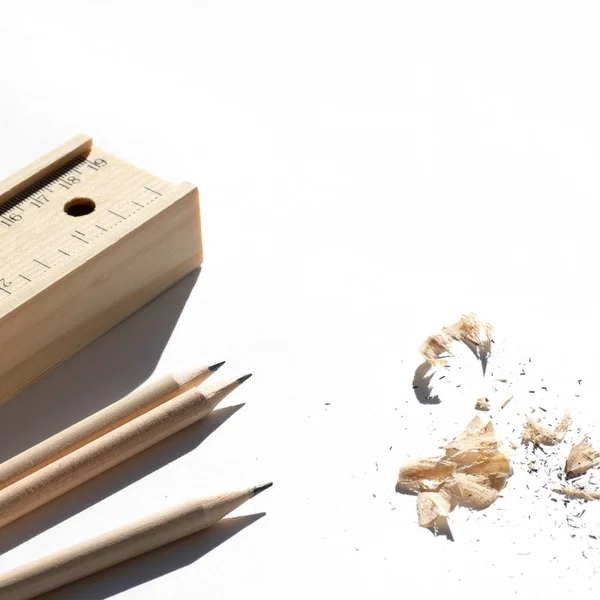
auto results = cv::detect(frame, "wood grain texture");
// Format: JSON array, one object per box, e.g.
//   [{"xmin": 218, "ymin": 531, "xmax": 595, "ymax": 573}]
[
  {"xmin": 0, "ymin": 135, "xmax": 203, "ymax": 405},
  {"xmin": 0, "ymin": 487, "xmax": 258, "ymax": 600}
]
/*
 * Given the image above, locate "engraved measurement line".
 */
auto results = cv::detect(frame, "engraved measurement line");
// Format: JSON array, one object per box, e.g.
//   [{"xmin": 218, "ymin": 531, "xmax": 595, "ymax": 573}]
[
  {"xmin": 71, "ymin": 233, "xmax": 89, "ymax": 244},
  {"xmin": 108, "ymin": 209, "xmax": 125, "ymax": 220},
  {"xmin": 58, "ymin": 249, "xmax": 70, "ymax": 257},
  {"xmin": 143, "ymin": 186, "xmax": 162, "ymax": 197},
  {"xmin": 96, "ymin": 224, "xmax": 107, "ymax": 232},
  {"xmin": 33, "ymin": 259, "xmax": 51, "ymax": 269},
  {"xmin": 132, "ymin": 200, "xmax": 145, "ymax": 208},
  {"xmin": 20, "ymin": 274, "xmax": 31, "ymax": 282},
  {"xmin": 0, "ymin": 278, "xmax": 11, "ymax": 294}
]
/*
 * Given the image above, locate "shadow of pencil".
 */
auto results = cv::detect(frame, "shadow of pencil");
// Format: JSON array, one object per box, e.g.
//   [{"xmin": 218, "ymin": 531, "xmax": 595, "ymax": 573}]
[
  {"xmin": 0, "ymin": 403, "xmax": 243, "ymax": 555},
  {"xmin": 37, "ymin": 513, "xmax": 265, "ymax": 600},
  {"xmin": 412, "ymin": 361, "xmax": 440, "ymax": 404},
  {"xmin": 0, "ymin": 269, "xmax": 200, "ymax": 463}
]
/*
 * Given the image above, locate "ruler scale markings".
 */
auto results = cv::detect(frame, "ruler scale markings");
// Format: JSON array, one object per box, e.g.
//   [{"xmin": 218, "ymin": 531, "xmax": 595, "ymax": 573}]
[
  {"xmin": 0, "ymin": 141, "xmax": 179, "ymax": 319},
  {"xmin": 0, "ymin": 156, "xmax": 96, "ymax": 222}
]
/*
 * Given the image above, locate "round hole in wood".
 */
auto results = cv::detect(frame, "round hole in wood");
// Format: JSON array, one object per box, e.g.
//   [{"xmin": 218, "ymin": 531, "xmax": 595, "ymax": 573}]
[{"xmin": 64, "ymin": 197, "xmax": 96, "ymax": 217}]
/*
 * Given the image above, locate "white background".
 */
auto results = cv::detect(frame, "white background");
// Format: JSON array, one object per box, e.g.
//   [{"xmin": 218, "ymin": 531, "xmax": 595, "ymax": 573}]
[{"xmin": 0, "ymin": 2, "xmax": 599, "ymax": 598}]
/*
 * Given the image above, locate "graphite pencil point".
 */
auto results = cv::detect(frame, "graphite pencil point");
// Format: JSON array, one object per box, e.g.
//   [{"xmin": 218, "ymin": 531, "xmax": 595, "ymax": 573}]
[
  {"xmin": 199, "ymin": 374, "xmax": 251, "ymax": 411},
  {"xmin": 208, "ymin": 360, "xmax": 226, "ymax": 372},
  {"xmin": 252, "ymin": 482, "xmax": 273, "ymax": 497},
  {"xmin": 236, "ymin": 373, "xmax": 253, "ymax": 384}
]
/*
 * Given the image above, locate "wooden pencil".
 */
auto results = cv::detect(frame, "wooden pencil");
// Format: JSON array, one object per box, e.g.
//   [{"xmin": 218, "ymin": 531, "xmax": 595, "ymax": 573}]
[
  {"xmin": 0, "ymin": 483, "xmax": 272, "ymax": 600},
  {"xmin": 0, "ymin": 361, "xmax": 225, "ymax": 492},
  {"xmin": 0, "ymin": 375, "xmax": 251, "ymax": 530}
]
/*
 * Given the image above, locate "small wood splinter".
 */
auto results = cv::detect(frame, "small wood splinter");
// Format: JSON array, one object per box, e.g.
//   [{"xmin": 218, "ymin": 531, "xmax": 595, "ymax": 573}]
[
  {"xmin": 417, "ymin": 490, "xmax": 452, "ymax": 529},
  {"xmin": 565, "ymin": 436, "xmax": 600, "ymax": 479},
  {"xmin": 521, "ymin": 411, "xmax": 571, "ymax": 447},
  {"xmin": 475, "ymin": 397, "xmax": 490, "ymax": 411},
  {"xmin": 554, "ymin": 486, "xmax": 600, "ymax": 501}
]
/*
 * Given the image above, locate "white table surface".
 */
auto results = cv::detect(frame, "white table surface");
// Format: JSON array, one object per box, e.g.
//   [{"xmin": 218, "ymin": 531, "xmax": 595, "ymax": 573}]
[{"xmin": 1, "ymin": 2, "xmax": 599, "ymax": 598}]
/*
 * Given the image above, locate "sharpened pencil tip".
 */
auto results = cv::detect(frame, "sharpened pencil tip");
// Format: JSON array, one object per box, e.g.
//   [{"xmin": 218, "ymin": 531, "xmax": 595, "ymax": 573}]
[
  {"xmin": 252, "ymin": 482, "xmax": 273, "ymax": 496},
  {"xmin": 236, "ymin": 373, "xmax": 253, "ymax": 385},
  {"xmin": 208, "ymin": 360, "xmax": 226, "ymax": 372}
]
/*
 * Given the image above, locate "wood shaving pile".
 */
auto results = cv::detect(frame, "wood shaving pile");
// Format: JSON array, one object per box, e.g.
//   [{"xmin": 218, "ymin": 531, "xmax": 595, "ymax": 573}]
[
  {"xmin": 396, "ymin": 416, "xmax": 512, "ymax": 530},
  {"xmin": 398, "ymin": 315, "xmax": 600, "ymax": 548},
  {"xmin": 419, "ymin": 313, "xmax": 493, "ymax": 367}
]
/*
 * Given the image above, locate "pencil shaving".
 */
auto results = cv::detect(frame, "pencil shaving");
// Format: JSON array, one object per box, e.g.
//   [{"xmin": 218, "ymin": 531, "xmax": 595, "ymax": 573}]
[
  {"xmin": 565, "ymin": 437, "xmax": 600, "ymax": 479},
  {"xmin": 417, "ymin": 490, "xmax": 453, "ymax": 529},
  {"xmin": 475, "ymin": 397, "xmax": 490, "ymax": 411},
  {"xmin": 459, "ymin": 453, "xmax": 512, "ymax": 490},
  {"xmin": 397, "ymin": 416, "xmax": 511, "ymax": 530},
  {"xmin": 444, "ymin": 417, "xmax": 498, "ymax": 465},
  {"xmin": 442, "ymin": 473, "xmax": 499, "ymax": 509},
  {"xmin": 554, "ymin": 486, "xmax": 600, "ymax": 501},
  {"xmin": 522, "ymin": 411, "xmax": 571, "ymax": 446},
  {"xmin": 419, "ymin": 313, "xmax": 493, "ymax": 366},
  {"xmin": 396, "ymin": 458, "xmax": 454, "ymax": 493}
]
